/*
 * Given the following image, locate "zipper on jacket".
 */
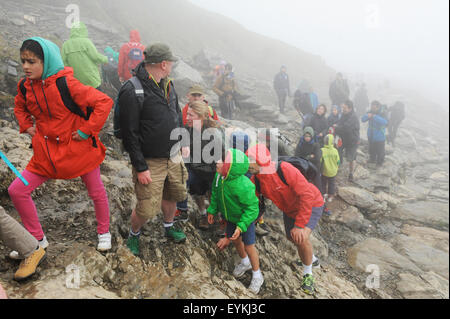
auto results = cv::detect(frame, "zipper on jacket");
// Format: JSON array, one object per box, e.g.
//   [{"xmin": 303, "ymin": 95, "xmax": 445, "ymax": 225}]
[
  {"xmin": 44, "ymin": 136, "xmax": 57, "ymax": 174},
  {"xmin": 220, "ymin": 177, "xmax": 228, "ymax": 221}
]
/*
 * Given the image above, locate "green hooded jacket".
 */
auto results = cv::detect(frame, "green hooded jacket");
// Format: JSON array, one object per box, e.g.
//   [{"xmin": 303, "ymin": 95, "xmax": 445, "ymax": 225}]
[
  {"xmin": 61, "ymin": 22, "xmax": 108, "ymax": 88},
  {"xmin": 207, "ymin": 149, "xmax": 259, "ymax": 233},
  {"xmin": 27, "ymin": 37, "xmax": 65, "ymax": 80},
  {"xmin": 320, "ymin": 134, "xmax": 340, "ymax": 177}
]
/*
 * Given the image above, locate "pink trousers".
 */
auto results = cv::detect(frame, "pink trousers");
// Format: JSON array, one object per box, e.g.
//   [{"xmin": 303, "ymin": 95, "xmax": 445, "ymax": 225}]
[{"xmin": 8, "ymin": 167, "xmax": 110, "ymax": 240}]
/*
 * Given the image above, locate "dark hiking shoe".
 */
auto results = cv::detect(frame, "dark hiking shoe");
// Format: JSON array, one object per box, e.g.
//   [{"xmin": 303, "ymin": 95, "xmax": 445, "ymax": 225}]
[
  {"xmin": 301, "ymin": 274, "xmax": 316, "ymax": 295},
  {"xmin": 348, "ymin": 173, "xmax": 354, "ymax": 182},
  {"xmin": 165, "ymin": 226, "xmax": 187, "ymax": 243},
  {"xmin": 126, "ymin": 235, "xmax": 140, "ymax": 256},
  {"xmin": 174, "ymin": 209, "xmax": 189, "ymax": 222}
]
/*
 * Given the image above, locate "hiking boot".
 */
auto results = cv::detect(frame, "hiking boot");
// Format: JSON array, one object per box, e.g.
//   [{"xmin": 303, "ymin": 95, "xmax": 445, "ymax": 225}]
[
  {"xmin": 348, "ymin": 173, "xmax": 354, "ymax": 182},
  {"xmin": 97, "ymin": 232, "xmax": 112, "ymax": 252},
  {"xmin": 165, "ymin": 226, "xmax": 187, "ymax": 243},
  {"xmin": 233, "ymin": 262, "xmax": 252, "ymax": 278},
  {"xmin": 255, "ymin": 222, "xmax": 270, "ymax": 237},
  {"xmin": 301, "ymin": 274, "xmax": 316, "ymax": 295},
  {"xmin": 296, "ymin": 258, "xmax": 321, "ymax": 268},
  {"xmin": 198, "ymin": 215, "xmax": 210, "ymax": 230},
  {"xmin": 248, "ymin": 275, "xmax": 264, "ymax": 294},
  {"xmin": 14, "ymin": 247, "xmax": 46, "ymax": 281},
  {"xmin": 174, "ymin": 209, "xmax": 189, "ymax": 222},
  {"xmin": 9, "ymin": 235, "xmax": 48, "ymax": 260},
  {"xmin": 126, "ymin": 235, "xmax": 140, "ymax": 256}
]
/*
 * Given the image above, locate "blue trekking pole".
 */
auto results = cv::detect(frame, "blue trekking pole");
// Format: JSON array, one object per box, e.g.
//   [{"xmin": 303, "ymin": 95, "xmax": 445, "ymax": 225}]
[{"xmin": 0, "ymin": 149, "xmax": 29, "ymax": 186}]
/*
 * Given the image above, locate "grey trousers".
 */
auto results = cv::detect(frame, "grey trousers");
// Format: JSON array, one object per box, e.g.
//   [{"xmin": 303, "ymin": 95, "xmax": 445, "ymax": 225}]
[{"xmin": 0, "ymin": 206, "xmax": 37, "ymax": 258}]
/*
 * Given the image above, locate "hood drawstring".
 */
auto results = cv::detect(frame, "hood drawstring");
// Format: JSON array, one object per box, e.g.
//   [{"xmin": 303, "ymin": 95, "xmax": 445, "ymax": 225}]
[{"xmin": 41, "ymin": 80, "xmax": 53, "ymax": 119}]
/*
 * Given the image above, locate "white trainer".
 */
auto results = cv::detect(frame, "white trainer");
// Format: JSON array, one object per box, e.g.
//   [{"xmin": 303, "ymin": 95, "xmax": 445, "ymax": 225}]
[
  {"xmin": 249, "ymin": 275, "xmax": 264, "ymax": 294},
  {"xmin": 232, "ymin": 262, "xmax": 252, "ymax": 278},
  {"xmin": 9, "ymin": 235, "xmax": 48, "ymax": 260},
  {"xmin": 97, "ymin": 232, "xmax": 112, "ymax": 252}
]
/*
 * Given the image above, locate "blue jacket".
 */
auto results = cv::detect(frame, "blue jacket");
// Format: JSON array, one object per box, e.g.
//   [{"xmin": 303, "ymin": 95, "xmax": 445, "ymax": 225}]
[
  {"xmin": 361, "ymin": 112, "xmax": 388, "ymax": 142},
  {"xmin": 309, "ymin": 93, "xmax": 319, "ymax": 112}
]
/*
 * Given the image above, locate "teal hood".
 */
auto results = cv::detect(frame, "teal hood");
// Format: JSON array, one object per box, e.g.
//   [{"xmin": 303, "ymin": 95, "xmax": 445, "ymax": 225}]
[{"xmin": 26, "ymin": 37, "xmax": 64, "ymax": 80}]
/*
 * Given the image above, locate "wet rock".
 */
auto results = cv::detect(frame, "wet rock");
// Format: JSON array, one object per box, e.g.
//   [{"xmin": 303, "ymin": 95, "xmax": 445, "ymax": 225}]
[
  {"xmin": 392, "ymin": 201, "xmax": 449, "ymax": 231},
  {"xmin": 396, "ymin": 272, "xmax": 448, "ymax": 299},
  {"xmin": 347, "ymin": 238, "xmax": 422, "ymax": 274},
  {"xmin": 172, "ymin": 59, "xmax": 206, "ymax": 98},
  {"xmin": 10, "ymin": 18, "xmax": 25, "ymax": 26},
  {"xmin": 327, "ymin": 205, "xmax": 372, "ymax": 231},
  {"xmin": 7, "ymin": 66, "xmax": 17, "ymax": 77},
  {"xmin": 401, "ymin": 225, "xmax": 449, "ymax": 253},
  {"xmin": 338, "ymin": 187, "xmax": 383, "ymax": 211},
  {"xmin": 392, "ymin": 235, "xmax": 449, "ymax": 279}
]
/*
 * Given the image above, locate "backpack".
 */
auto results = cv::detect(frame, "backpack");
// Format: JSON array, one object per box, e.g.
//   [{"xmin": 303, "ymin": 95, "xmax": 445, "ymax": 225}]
[
  {"xmin": 254, "ymin": 155, "xmax": 319, "ymax": 193},
  {"xmin": 127, "ymin": 45, "xmax": 144, "ymax": 74},
  {"xmin": 19, "ymin": 77, "xmax": 93, "ymax": 121},
  {"xmin": 113, "ymin": 76, "xmax": 144, "ymax": 139}
]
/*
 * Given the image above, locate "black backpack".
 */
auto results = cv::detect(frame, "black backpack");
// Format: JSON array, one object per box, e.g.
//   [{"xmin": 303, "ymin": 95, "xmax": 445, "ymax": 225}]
[
  {"xmin": 254, "ymin": 155, "xmax": 318, "ymax": 193},
  {"xmin": 113, "ymin": 76, "xmax": 144, "ymax": 139},
  {"xmin": 19, "ymin": 77, "xmax": 93, "ymax": 121}
]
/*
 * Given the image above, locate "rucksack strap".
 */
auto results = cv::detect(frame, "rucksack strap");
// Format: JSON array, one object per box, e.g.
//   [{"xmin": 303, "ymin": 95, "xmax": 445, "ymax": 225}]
[
  {"xmin": 128, "ymin": 76, "xmax": 144, "ymax": 103},
  {"xmin": 56, "ymin": 77, "xmax": 92, "ymax": 121},
  {"xmin": 19, "ymin": 78, "xmax": 27, "ymax": 101},
  {"xmin": 276, "ymin": 161, "xmax": 288, "ymax": 186}
]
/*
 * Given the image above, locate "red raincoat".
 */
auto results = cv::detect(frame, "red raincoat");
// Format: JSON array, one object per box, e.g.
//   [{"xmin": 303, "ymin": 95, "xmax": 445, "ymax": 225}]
[
  {"xmin": 14, "ymin": 67, "xmax": 113, "ymax": 179},
  {"xmin": 247, "ymin": 144, "xmax": 323, "ymax": 228},
  {"xmin": 118, "ymin": 30, "xmax": 145, "ymax": 81}
]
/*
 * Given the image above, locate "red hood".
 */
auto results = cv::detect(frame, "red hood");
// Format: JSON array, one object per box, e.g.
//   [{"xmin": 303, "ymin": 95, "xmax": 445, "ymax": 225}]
[
  {"xmin": 129, "ymin": 30, "xmax": 141, "ymax": 43},
  {"xmin": 246, "ymin": 144, "xmax": 276, "ymax": 174}
]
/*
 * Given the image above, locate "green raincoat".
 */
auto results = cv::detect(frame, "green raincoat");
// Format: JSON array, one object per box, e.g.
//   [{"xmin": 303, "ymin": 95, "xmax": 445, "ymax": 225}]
[
  {"xmin": 61, "ymin": 22, "xmax": 108, "ymax": 88},
  {"xmin": 320, "ymin": 134, "xmax": 340, "ymax": 177},
  {"xmin": 207, "ymin": 149, "xmax": 259, "ymax": 233}
]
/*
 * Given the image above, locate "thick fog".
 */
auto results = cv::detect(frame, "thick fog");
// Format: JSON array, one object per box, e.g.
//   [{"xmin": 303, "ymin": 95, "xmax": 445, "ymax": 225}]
[{"xmin": 190, "ymin": 0, "xmax": 449, "ymax": 110}]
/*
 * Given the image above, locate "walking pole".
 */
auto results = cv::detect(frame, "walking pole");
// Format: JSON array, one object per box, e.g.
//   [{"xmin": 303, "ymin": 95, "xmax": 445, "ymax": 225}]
[{"xmin": 0, "ymin": 149, "xmax": 29, "ymax": 186}]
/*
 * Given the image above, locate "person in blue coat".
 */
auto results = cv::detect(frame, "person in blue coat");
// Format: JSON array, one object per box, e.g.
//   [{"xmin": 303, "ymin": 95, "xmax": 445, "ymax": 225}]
[{"xmin": 361, "ymin": 100, "xmax": 388, "ymax": 167}]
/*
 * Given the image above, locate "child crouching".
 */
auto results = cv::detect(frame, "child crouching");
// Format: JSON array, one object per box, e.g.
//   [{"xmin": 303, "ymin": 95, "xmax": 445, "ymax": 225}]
[{"xmin": 207, "ymin": 149, "xmax": 264, "ymax": 294}]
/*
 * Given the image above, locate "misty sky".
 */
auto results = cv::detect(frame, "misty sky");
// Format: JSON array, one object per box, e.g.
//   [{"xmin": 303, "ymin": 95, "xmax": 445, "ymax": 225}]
[{"xmin": 190, "ymin": 0, "xmax": 449, "ymax": 108}]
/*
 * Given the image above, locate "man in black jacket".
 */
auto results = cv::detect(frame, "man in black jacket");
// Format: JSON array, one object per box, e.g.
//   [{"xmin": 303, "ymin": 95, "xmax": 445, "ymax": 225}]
[
  {"xmin": 118, "ymin": 43, "xmax": 189, "ymax": 255},
  {"xmin": 333, "ymin": 100, "xmax": 360, "ymax": 182},
  {"xmin": 273, "ymin": 66, "xmax": 291, "ymax": 113}
]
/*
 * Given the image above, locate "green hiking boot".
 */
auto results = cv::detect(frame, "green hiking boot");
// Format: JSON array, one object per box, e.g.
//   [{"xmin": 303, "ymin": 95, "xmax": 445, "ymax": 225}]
[
  {"xmin": 301, "ymin": 274, "xmax": 315, "ymax": 295},
  {"xmin": 127, "ymin": 235, "xmax": 140, "ymax": 256},
  {"xmin": 165, "ymin": 226, "xmax": 186, "ymax": 243}
]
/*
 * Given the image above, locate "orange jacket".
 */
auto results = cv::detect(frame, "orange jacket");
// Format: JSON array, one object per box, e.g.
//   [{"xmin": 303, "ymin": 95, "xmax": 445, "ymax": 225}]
[{"xmin": 14, "ymin": 67, "xmax": 113, "ymax": 179}]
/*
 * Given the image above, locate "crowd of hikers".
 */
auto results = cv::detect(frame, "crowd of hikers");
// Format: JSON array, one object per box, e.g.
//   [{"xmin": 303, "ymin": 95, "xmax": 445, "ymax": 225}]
[{"xmin": 0, "ymin": 21, "xmax": 406, "ymax": 298}]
